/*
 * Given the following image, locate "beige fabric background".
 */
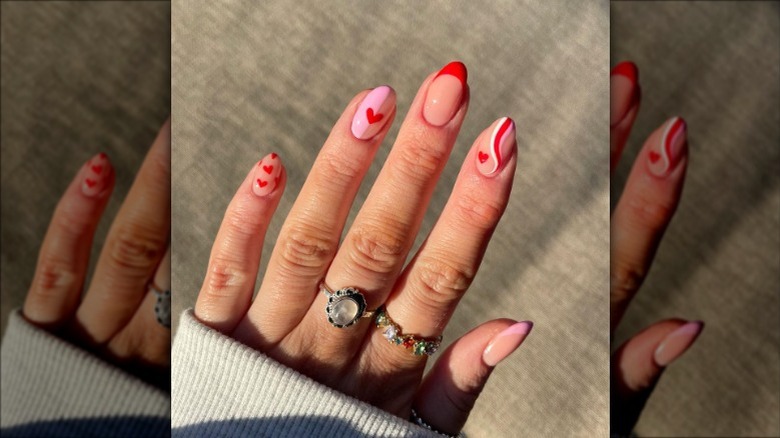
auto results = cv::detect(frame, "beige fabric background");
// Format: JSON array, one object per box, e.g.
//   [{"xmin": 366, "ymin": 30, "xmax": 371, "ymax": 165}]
[
  {"xmin": 0, "ymin": 3, "xmax": 170, "ymax": 336},
  {"xmin": 172, "ymin": 1, "xmax": 609, "ymax": 437},
  {"xmin": 611, "ymin": 2, "xmax": 780, "ymax": 437}
]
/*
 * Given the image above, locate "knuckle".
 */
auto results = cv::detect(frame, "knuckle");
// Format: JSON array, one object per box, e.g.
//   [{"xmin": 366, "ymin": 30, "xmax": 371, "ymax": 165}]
[
  {"xmin": 224, "ymin": 203, "xmax": 265, "ymax": 237},
  {"xmin": 277, "ymin": 223, "xmax": 337, "ymax": 275},
  {"xmin": 107, "ymin": 224, "xmax": 166, "ymax": 273},
  {"xmin": 395, "ymin": 135, "xmax": 448, "ymax": 183},
  {"xmin": 452, "ymin": 191, "xmax": 504, "ymax": 229},
  {"xmin": 611, "ymin": 261, "xmax": 646, "ymax": 303},
  {"xmin": 319, "ymin": 150, "xmax": 363, "ymax": 187},
  {"xmin": 347, "ymin": 223, "xmax": 406, "ymax": 276},
  {"xmin": 202, "ymin": 257, "xmax": 250, "ymax": 300},
  {"xmin": 32, "ymin": 258, "xmax": 79, "ymax": 298},
  {"xmin": 624, "ymin": 197, "xmax": 676, "ymax": 230},
  {"xmin": 411, "ymin": 257, "xmax": 474, "ymax": 309}
]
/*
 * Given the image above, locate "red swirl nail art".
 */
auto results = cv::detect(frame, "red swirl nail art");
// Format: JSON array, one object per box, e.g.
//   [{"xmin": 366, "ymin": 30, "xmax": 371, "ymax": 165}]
[
  {"xmin": 648, "ymin": 117, "xmax": 687, "ymax": 176},
  {"xmin": 476, "ymin": 117, "xmax": 516, "ymax": 177}
]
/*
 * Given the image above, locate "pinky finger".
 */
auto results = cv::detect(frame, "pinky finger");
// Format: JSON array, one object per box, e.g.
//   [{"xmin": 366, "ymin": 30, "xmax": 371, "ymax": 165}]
[
  {"xmin": 24, "ymin": 153, "xmax": 114, "ymax": 328},
  {"xmin": 413, "ymin": 319, "xmax": 533, "ymax": 435}
]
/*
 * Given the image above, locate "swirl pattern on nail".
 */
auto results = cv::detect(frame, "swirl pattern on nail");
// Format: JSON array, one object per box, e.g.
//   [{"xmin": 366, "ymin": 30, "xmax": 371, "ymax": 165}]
[
  {"xmin": 477, "ymin": 117, "xmax": 516, "ymax": 176},
  {"xmin": 649, "ymin": 117, "xmax": 685, "ymax": 176}
]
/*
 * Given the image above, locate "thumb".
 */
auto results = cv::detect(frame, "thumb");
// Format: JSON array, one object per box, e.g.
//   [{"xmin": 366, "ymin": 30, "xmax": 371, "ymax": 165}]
[
  {"xmin": 413, "ymin": 319, "xmax": 533, "ymax": 435},
  {"xmin": 612, "ymin": 319, "xmax": 704, "ymax": 436}
]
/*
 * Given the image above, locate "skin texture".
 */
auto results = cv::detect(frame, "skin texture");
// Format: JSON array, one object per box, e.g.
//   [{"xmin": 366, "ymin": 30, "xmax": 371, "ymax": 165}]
[
  {"xmin": 23, "ymin": 119, "xmax": 171, "ymax": 389},
  {"xmin": 610, "ymin": 61, "xmax": 703, "ymax": 436},
  {"xmin": 195, "ymin": 62, "xmax": 531, "ymax": 435}
]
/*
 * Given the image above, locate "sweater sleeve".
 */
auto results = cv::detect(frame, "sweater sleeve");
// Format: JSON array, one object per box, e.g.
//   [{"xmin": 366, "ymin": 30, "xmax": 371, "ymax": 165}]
[
  {"xmin": 0, "ymin": 309, "xmax": 170, "ymax": 438},
  {"xmin": 171, "ymin": 309, "xmax": 438, "ymax": 438}
]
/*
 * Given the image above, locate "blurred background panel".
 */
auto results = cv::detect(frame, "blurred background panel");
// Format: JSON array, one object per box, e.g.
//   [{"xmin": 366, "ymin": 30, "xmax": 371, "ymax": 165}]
[
  {"xmin": 612, "ymin": 1, "xmax": 780, "ymax": 436},
  {"xmin": 0, "ymin": 2, "xmax": 170, "ymax": 335},
  {"xmin": 172, "ymin": 0, "xmax": 609, "ymax": 436}
]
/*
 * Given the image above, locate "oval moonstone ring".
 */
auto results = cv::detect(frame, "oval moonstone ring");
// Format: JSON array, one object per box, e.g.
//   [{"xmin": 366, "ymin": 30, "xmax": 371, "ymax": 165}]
[{"xmin": 321, "ymin": 283, "xmax": 374, "ymax": 328}]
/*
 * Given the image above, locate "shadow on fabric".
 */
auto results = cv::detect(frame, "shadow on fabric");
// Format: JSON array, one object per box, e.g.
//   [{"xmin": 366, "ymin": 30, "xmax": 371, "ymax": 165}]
[{"xmin": 1, "ymin": 416, "xmax": 170, "ymax": 438}]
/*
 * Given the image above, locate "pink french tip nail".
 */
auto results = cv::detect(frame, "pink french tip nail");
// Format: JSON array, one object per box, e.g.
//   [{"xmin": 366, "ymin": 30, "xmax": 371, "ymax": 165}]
[
  {"xmin": 653, "ymin": 321, "xmax": 704, "ymax": 367},
  {"xmin": 81, "ymin": 152, "xmax": 110, "ymax": 197},
  {"xmin": 648, "ymin": 116, "xmax": 687, "ymax": 177},
  {"xmin": 610, "ymin": 61, "xmax": 640, "ymax": 126},
  {"xmin": 476, "ymin": 117, "xmax": 516, "ymax": 177},
  {"xmin": 482, "ymin": 321, "xmax": 533, "ymax": 367},
  {"xmin": 423, "ymin": 61, "xmax": 468, "ymax": 127},
  {"xmin": 252, "ymin": 152, "xmax": 283, "ymax": 197},
  {"xmin": 351, "ymin": 85, "xmax": 396, "ymax": 140}
]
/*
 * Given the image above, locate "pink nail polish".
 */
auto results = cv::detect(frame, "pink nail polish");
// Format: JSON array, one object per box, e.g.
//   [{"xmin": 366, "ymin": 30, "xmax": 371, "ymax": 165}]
[
  {"xmin": 648, "ymin": 117, "xmax": 687, "ymax": 177},
  {"xmin": 423, "ymin": 61, "xmax": 467, "ymax": 127},
  {"xmin": 610, "ymin": 61, "xmax": 639, "ymax": 126},
  {"xmin": 476, "ymin": 117, "xmax": 516, "ymax": 177},
  {"xmin": 351, "ymin": 85, "xmax": 396, "ymax": 140},
  {"xmin": 654, "ymin": 321, "xmax": 704, "ymax": 367},
  {"xmin": 252, "ymin": 152, "xmax": 283, "ymax": 197},
  {"xmin": 81, "ymin": 152, "xmax": 110, "ymax": 197},
  {"xmin": 482, "ymin": 321, "xmax": 533, "ymax": 367}
]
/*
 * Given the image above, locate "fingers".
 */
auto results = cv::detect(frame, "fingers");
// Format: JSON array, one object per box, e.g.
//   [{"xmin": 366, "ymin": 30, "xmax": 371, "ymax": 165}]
[
  {"xmin": 194, "ymin": 153, "xmax": 285, "ymax": 333},
  {"xmin": 414, "ymin": 319, "xmax": 533, "ymax": 435},
  {"xmin": 612, "ymin": 319, "xmax": 704, "ymax": 435},
  {"xmin": 24, "ymin": 153, "xmax": 115, "ymax": 328},
  {"xmin": 372, "ymin": 117, "xmax": 515, "ymax": 368},
  {"xmin": 611, "ymin": 117, "xmax": 688, "ymax": 331},
  {"xmin": 611, "ymin": 61, "xmax": 641, "ymax": 172},
  {"xmin": 75, "ymin": 119, "xmax": 171, "ymax": 344},
  {"xmin": 237, "ymin": 86, "xmax": 397, "ymax": 345}
]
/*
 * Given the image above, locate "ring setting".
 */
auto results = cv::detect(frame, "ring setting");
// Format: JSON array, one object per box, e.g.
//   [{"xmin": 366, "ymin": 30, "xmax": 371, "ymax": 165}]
[
  {"xmin": 375, "ymin": 306, "xmax": 442, "ymax": 356},
  {"xmin": 321, "ymin": 282, "xmax": 374, "ymax": 328}
]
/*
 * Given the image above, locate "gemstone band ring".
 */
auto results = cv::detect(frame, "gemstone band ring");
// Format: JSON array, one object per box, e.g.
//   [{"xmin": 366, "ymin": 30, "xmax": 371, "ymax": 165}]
[
  {"xmin": 321, "ymin": 282, "xmax": 376, "ymax": 328},
  {"xmin": 374, "ymin": 306, "xmax": 442, "ymax": 356}
]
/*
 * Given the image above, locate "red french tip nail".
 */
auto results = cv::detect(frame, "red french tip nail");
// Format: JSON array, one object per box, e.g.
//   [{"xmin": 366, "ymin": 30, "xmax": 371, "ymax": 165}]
[
  {"xmin": 436, "ymin": 61, "xmax": 468, "ymax": 87},
  {"xmin": 611, "ymin": 61, "xmax": 639, "ymax": 84}
]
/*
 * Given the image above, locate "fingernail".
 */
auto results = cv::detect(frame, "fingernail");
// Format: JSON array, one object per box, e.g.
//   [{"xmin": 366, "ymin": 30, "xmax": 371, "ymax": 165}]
[
  {"xmin": 610, "ymin": 61, "xmax": 640, "ymax": 126},
  {"xmin": 81, "ymin": 152, "xmax": 110, "ymax": 197},
  {"xmin": 482, "ymin": 321, "xmax": 533, "ymax": 367},
  {"xmin": 476, "ymin": 117, "xmax": 516, "ymax": 177},
  {"xmin": 252, "ymin": 152, "xmax": 283, "ymax": 197},
  {"xmin": 654, "ymin": 321, "xmax": 704, "ymax": 367},
  {"xmin": 351, "ymin": 85, "xmax": 396, "ymax": 140},
  {"xmin": 423, "ymin": 61, "xmax": 467, "ymax": 127},
  {"xmin": 648, "ymin": 117, "xmax": 687, "ymax": 177}
]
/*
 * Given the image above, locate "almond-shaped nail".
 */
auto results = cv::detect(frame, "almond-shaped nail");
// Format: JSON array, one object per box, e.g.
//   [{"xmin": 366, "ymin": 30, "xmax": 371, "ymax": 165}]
[
  {"xmin": 482, "ymin": 321, "xmax": 533, "ymax": 367},
  {"xmin": 423, "ymin": 61, "xmax": 467, "ymax": 127},
  {"xmin": 654, "ymin": 321, "xmax": 704, "ymax": 367},
  {"xmin": 610, "ymin": 61, "xmax": 640, "ymax": 126},
  {"xmin": 476, "ymin": 117, "xmax": 516, "ymax": 177},
  {"xmin": 81, "ymin": 152, "xmax": 110, "ymax": 197},
  {"xmin": 351, "ymin": 85, "xmax": 396, "ymax": 140},
  {"xmin": 253, "ymin": 152, "xmax": 283, "ymax": 197},
  {"xmin": 648, "ymin": 116, "xmax": 687, "ymax": 177}
]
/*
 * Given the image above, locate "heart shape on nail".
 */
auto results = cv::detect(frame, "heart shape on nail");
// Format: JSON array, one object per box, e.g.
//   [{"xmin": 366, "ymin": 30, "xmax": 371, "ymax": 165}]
[
  {"xmin": 478, "ymin": 151, "xmax": 489, "ymax": 163},
  {"xmin": 649, "ymin": 151, "xmax": 661, "ymax": 163},
  {"xmin": 366, "ymin": 108, "xmax": 383, "ymax": 124},
  {"xmin": 257, "ymin": 179, "xmax": 268, "ymax": 188},
  {"xmin": 263, "ymin": 165, "xmax": 273, "ymax": 174},
  {"xmin": 91, "ymin": 165, "xmax": 103, "ymax": 173},
  {"xmin": 85, "ymin": 179, "xmax": 97, "ymax": 188}
]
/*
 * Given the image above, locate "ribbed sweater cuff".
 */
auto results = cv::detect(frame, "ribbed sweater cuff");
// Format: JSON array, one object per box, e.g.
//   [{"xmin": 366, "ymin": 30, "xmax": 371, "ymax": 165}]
[
  {"xmin": 171, "ymin": 309, "xmax": 436, "ymax": 437},
  {"xmin": 0, "ymin": 309, "xmax": 170, "ymax": 437}
]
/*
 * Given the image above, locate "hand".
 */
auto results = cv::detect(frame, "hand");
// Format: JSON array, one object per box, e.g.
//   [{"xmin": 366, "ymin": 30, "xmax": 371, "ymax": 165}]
[
  {"xmin": 194, "ymin": 62, "xmax": 533, "ymax": 435},
  {"xmin": 609, "ymin": 61, "xmax": 704, "ymax": 435},
  {"xmin": 22, "ymin": 120, "xmax": 171, "ymax": 389}
]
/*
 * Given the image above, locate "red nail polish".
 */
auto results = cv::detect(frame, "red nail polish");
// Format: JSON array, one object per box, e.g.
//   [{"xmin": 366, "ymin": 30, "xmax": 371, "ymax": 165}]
[
  {"xmin": 610, "ymin": 61, "xmax": 640, "ymax": 126},
  {"xmin": 253, "ymin": 152, "xmax": 283, "ymax": 197},
  {"xmin": 648, "ymin": 117, "xmax": 687, "ymax": 177},
  {"xmin": 423, "ymin": 61, "xmax": 468, "ymax": 127}
]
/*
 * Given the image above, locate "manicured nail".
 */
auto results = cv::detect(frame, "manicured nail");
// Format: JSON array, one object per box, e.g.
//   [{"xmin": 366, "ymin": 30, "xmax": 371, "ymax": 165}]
[
  {"xmin": 252, "ymin": 152, "xmax": 283, "ymax": 197},
  {"xmin": 654, "ymin": 321, "xmax": 704, "ymax": 367},
  {"xmin": 482, "ymin": 321, "xmax": 533, "ymax": 367},
  {"xmin": 476, "ymin": 117, "xmax": 516, "ymax": 177},
  {"xmin": 648, "ymin": 117, "xmax": 687, "ymax": 177},
  {"xmin": 351, "ymin": 85, "xmax": 396, "ymax": 140},
  {"xmin": 610, "ymin": 61, "xmax": 640, "ymax": 127},
  {"xmin": 81, "ymin": 152, "xmax": 110, "ymax": 197},
  {"xmin": 423, "ymin": 61, "xmax": 467, "ymax": 127}
]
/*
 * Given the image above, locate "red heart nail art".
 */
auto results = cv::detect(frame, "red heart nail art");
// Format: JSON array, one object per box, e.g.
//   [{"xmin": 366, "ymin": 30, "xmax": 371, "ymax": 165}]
[
  {"xmin": 649, "ymin": 151, "xmax": 661, "ymax": 163},
  {"xmin": 478, "ymin": 151, "xmax": 489, "ymax": 163},
  {"xmin": 271, "ymin": 152, "xmax": 278, "ymax": 159},
  {"xmin": 263, "ymin": 165, "xmax": 273, "ymax": 174},
  {"xmin": 257, "ymin": 179, "xmax": 268, "ymax": 188},
  {"xmin": 85, "ymin": 179, "xmax": 97, "ymax": 188},
  {"xmin": 366, "ymin": 108, "xmax": 383, "ymax": 124},
  {"xmin": 91, "ymin": 165, "xmax": 103, "ymax": 173}
]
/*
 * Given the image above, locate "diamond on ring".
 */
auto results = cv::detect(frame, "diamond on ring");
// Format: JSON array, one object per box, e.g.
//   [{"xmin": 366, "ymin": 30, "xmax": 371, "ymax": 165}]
[{"xmin": 374, "ymin": 306, "xmax": 442, "ymax": 357}]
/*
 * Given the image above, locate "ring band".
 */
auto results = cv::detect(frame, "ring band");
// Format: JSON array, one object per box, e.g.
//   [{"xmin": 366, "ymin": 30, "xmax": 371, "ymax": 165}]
[
  {"xmin": 320, "ymin": 282, "xmax": 376, "ymax": 328},
  {"xmin": 149, "ymin": 283, "xmax": 171, "ymax": 328},
  {"xmin": 410, "ymin": 409, "xmax": 464, "ymax": 437},
  {"xmin": 374, "ymin": 306, "xmax": 442, "ymax": 356}
]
